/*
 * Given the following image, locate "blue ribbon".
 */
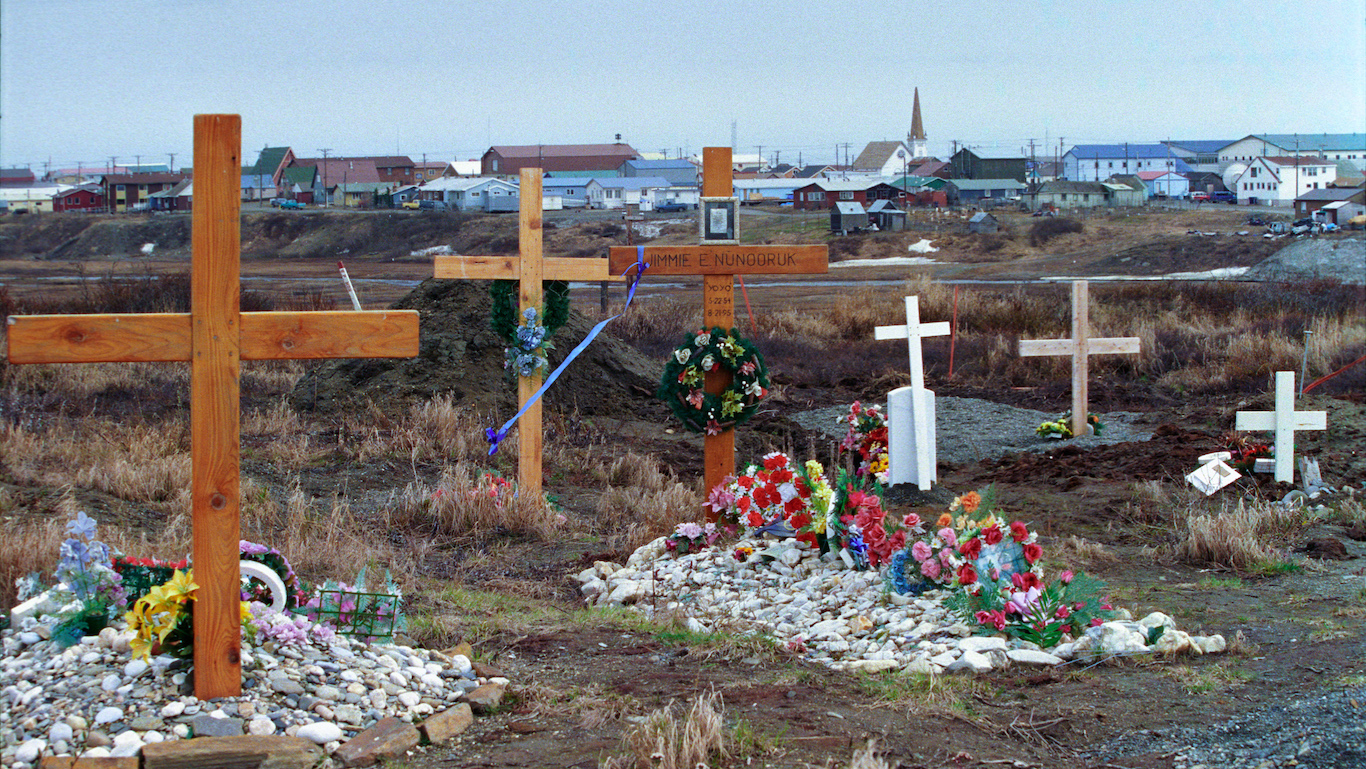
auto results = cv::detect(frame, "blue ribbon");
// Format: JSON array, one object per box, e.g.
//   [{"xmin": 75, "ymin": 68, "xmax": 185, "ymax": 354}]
[{"xmin": 487, "ymin": 248, "xmax": 649, "ymax": 454}]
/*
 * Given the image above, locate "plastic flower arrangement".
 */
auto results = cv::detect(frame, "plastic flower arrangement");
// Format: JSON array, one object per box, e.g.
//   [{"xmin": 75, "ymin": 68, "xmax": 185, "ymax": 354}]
[
  {"xmin": 51, "ymin": 511, "xmax": 127, "ymax": 646},
  {"xmin": 299, "ymin": 566, "xmax": 404, "ymax": 643},
  {"xmin": 1224, "ymin": 434, "xmax": 1273, "ymax": 474},
  {"xmin": 1036, "ymin": 411, "xmax": 1103, "ymax": 440},
  {"xmin": 947, "ymin": 567, "xmax": 1117, "ymax": 648},
  {"xmin": 838, "ymin": 402, "xmax": 889, "ymax": 482},
  {"xmin": 727, "ymin": 452, "xmax": 832, "ymax": 549},
  {"xmin": 665, "ymin": 521, "xmax": 723, "ymax": 556},
  {"xmin": 887, "ymin": 488, "xmax": 1035, "ymax": 595},
  {"xmin": 125, "ymin": 569, "xmax": 222, "ymax": 660},
  {"xmin": 504, "ymin": 306, "xmax": 552, "ymax": 378},
  {"xmin": 113, "ymin": 555, "xmax": 188, "ymax": 604},
  {"xmin": 245, "ymin": 602, "xmax": 337, "ymax": 647},
  {"xmin": 239, "ymin": 540, "xmax": 304, "ymax": 609}
]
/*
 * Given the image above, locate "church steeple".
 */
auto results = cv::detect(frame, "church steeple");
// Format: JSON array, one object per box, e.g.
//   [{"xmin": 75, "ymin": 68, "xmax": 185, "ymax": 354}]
[{"xmin": 908, "ymin": 88, "xmax": 927, "ymax": 159}]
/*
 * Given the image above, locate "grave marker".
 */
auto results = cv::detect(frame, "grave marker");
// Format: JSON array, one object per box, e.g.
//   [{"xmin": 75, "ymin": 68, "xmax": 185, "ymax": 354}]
[
  {"xmin": 432, "ymin": 169, "xmax": 622, "ymax": 496},
  {"xmin": 875, "ymin": 296, "xmax": 949, "ymax": 489},
  {"xmin": 1234, "ymin": 371, "xmax": 1326, "ymax": 484},
  {"xmin": 608, "ymin": 147, "xmax": 829, "ymax": 509},
  {"xmin": 6, "ymin": 115, "xmax": 420, "ymax": 698},
  {"xmin": 1018, "ymin": 280, "xmax": 1140, "ymax": 437}
]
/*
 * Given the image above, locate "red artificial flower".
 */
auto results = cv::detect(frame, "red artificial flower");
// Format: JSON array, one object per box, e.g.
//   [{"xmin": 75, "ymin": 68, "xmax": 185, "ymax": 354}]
[
  {"xmin": 1012, "ymin": 572, "xmax": 1042, "ymax": 590},
  {"xmin": 957, "ymin": 563, "xmax": 978, "ymax": 585},
  {"xmin": 796, "ymin": 531, "xmax": 819, "ymax": 549},
  {"xmin": 737, "ymin": 476, "xmax": 754, "ymax": 489},
  {"xmin": 736, "ymin": 496, "xmax": 751, "ymax": 513},
  {"xmin": 1054, "ymin": 605, "xmax": 1071, "ymax": 619},
  {"xmin": 1060, "ymin": 624, "xmax": 1072, "ymax": 634},
  {"xmin": 1010, "ymin": 521, "xmax": 1029, "ymax": 542},
  {"xmin": 1022, "ymin": 543, "xmax": 1042, "ymax": 564},
  {"xmin": 745, "ymin": 511, "xmax": 765, "ymax": 528},
  {"xmin": 887, "ymin": 529, "xmax": 906, "ymax": 552},
  {"xmin": 863, "ymin": 522, "xmax": 886, "ymax": 545},
  {"xmin": 902, "ymin": 513, "xmax": 921, "ymax": 529},
  {"xmin": 983, "ymin": 526, "xmax": 1003, "ymax": 546},
  {"xmin": 958, "ymin": 537, "xmax": 983, "ymax": 560},
  {"xmin": 789, "ymin": 511, "xmax": 811, "ymax": 530},
  {"xmin": 1090, "ymin": 618, "xmax": 1104, "ymax": 628},
  {"xmin": 763, "ymin": 455, "xmax": 786, "ymax": 471}
]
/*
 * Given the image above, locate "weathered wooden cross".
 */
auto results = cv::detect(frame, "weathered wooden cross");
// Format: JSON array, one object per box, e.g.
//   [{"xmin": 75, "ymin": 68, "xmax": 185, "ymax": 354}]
[
  {"xmin": 1235, "ymin": 370, "xmax": 1326, "ymax": 484},
  {"xmin": 5, "ymin": 115, "xmax": 420, "ymax": 699},
  {"xmin": 1019, "ymin": 280, "xmax": 1140, "ymax": 437},
  {"xmin": 607, "ymin": 148, "xmax": 829, "ymax": 510},
  {"xmin": 431, "ymin": 169, "xmax": 621, "ymax": 496},
  {"xmin": 875, "ymin": 296, "xmax": 950, "ymax": 489}
]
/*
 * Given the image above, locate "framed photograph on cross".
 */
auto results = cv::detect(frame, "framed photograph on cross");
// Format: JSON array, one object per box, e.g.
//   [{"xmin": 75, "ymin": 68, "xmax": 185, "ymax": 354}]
[{"xmin": 700, "ymin": 196, "xmax": 739, "ymax": 244}]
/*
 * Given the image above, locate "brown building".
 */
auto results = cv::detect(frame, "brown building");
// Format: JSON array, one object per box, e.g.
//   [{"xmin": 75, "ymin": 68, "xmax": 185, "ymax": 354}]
[
  {"xmin": 792, "ymin": 180, "xmax": 903, "ymax": 210},
  {"xmin": 481, "ymin": 143, "xmax": 639, "ymax": 176},
  {"xmin": 102, "ymin": 173, "xmax": 189, "ymax": 212},
  {"xmin": 53, "ymin": 184, "xmax": 106, "ymax": 212}
]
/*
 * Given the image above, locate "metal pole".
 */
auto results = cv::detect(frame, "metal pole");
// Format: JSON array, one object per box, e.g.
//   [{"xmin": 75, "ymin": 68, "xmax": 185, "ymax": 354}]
[{"xmin": 1299, "ymin": 329, "xmax": 1312, "ymax": 398}]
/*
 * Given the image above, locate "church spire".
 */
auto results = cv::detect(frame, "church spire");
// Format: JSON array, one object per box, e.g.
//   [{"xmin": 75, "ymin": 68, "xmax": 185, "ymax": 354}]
[{"xmin": 909, "ymin": 88, "xmax": 927, "ymax": 158}]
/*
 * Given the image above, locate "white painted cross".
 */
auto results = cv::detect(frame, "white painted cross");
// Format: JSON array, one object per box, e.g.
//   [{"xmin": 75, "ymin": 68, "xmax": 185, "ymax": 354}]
[
  {"xmin": 1019, "ymin": 281, "xmax": 1140, "ymax": 437},
  {"xmin": 875, "ymin": 296, "xmax": 950, "ymax": 490},
  {"xmin": 1234, "ymin": 371, "xmax": 1326, "ymax": 484}
]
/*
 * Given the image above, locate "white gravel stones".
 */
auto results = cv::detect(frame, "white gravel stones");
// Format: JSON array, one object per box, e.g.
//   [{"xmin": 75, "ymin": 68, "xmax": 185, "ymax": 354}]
[
  {"xmin": 587, "ymin": 537, "xmax": 1227, "ymax": 676},
  {"xmin": 297, "ymin": 721, "xmax": 344, "ymax": 744}
]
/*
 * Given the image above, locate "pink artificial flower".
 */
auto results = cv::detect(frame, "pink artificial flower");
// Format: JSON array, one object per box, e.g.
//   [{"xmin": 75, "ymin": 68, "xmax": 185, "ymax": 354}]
[
  {"xmin": 937, "ymin": 527, "xmax": 957, "ymax": 548},
  {"xmin": 1059, "ymin": 569, "xmax": 1075, "ymax": 584},
  {"xmin": 911, "ymin": 541, "xmax": 932, "ymax": 563},
  {"xmin": 705, "ymin": 420, "xmax": 723, "ymax": 436},
  {"xmin": 1054, "ymin": 605, "xmax": 1071, "ymax": 619},
  {"xmin": 902, "ymin": 513, "xmax": 921, "ymax": 529},
  {"xmin": 920, "ymin": 558, "xmax": 941, "ymax": 580},
  {"xmin": 687, "ymin": 390, "xmax": 705, "ymax": 409},
  {"xmin": 1090, "ymin": 618, "xmax": 1104, "ymax": 628}
]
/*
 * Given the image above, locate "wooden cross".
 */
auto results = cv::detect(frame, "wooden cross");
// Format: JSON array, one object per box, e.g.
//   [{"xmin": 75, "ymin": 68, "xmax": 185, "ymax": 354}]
[
  {"xmin": 431, "ymin": 169, "xmax": 620, "ymax": 497},
  {"xmin": 875, "ymin": 296, "xmax": 950, "ymax": 489},
  {"xmin": 5, "ymin": 115, "xmax": 419, "ymax": 699},
  {"xmin": 1018, "ymin": 281, "xmax": 1139, "ymax": 437},
  {"xmin": 607, "ymin": 147, "xmax": 829, "ymax": 509},
  {"xmin": 1235, "ymin": 370, "xmax": 1326, "ymax": 484}
]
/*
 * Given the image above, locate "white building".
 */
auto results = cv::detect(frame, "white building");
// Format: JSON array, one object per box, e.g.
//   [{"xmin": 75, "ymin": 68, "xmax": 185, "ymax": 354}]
[
  {"xmin": 1219, "ymin": 134, "xmax": 1366, "ymax": 175},
  {"xmin": 585, "ymin": 177, "xmax": 671, "ymax": 209},
  {"xmin": 1136, "ymin": 170, "xmax": 1190, "ymax": 199},
  {"xmin": 1063, "ymin": 144, "xmax": 1192, "ymax": 181},
  {"xmin": 419, "ymin": 176, "xmax": 519, "ymax": 211},
  {"xmin": 850, "ymin": 141, "xmax": 915, "ymax": 177},
  {"xmin": 1231, "ymin": 156, "xmax": 1336, "ymax": 206}
]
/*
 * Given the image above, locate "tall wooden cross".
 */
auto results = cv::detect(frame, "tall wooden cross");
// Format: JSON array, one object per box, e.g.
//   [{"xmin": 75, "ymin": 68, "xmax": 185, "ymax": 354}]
[
  {"xmin": 607, "ymin": 147, "xmax": 829, "ymax": 509},
  {"xmin": 1235, "ymin": 371, "xmax": 1326, "ymax": 484},
  {"xmin": 5, "ymin": 115, "xmax": 420, "ymax": 699},
  {"xmin": 1019, "ymin": 281, "xmax": 1140, "ymax": 437},
  {"xmin": 875, "ymin": 296, "xmax": 949, "ymax": 393},
  {"xmin": 431, "ymin": 169, "xmax": 621, "ymax": 496}
]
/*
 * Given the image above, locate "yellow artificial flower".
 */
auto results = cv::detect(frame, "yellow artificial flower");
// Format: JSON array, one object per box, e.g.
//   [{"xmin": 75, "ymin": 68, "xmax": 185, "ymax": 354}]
[{"xmin": 161, "ymin": 569, "xmax": 199, "ymax": 603}]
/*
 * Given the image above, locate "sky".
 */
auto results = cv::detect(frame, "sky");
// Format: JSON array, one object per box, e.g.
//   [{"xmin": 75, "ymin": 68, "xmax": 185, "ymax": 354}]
[{"xmin": 2, "ymin": 0, "xmax": 1363, "ymax": 173}]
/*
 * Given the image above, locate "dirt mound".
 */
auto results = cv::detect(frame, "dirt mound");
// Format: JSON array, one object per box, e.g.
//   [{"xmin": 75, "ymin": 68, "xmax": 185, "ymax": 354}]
[
  {"xmin": 1244, "ymin": 236, "xmax": 1366, "ymax": 285},
  {"xmin": 1088, "ymin": 233, "xmax": 1283, "ymax": 275},
  {"xmin": 289, "ymin": 278, "xmax": 666, "ymax": 420},
  {"xmin": 964, "ymin": 423, "xmax": 1215, "ymax": 488}
]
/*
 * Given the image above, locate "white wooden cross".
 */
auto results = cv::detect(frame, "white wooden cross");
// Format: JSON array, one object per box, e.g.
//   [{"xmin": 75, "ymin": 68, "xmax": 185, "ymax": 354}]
[
  {"xmin": 1019, "ymin": 281, "xmax": 1140, "ymax": 437},
  {"xmin": 875, "ymin": 296, "xmax": 950, "ymax": 489},
  {"xmin": 1235, "ymin": 371, "xmax": 1326, "ymax": 484}
]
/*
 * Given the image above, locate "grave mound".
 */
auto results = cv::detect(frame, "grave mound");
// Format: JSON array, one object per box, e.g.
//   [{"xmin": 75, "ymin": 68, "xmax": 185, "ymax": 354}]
[{"xmin": 289, "ymin": 279, "xmax": 665, "ymax": 419}]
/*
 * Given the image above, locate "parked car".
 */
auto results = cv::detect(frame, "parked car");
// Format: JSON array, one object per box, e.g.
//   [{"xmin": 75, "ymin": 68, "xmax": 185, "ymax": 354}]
[
  {"xmin": 418, "ymin": 200, "xmax": 448, "ymax": 211},
  {"xmin": 1209, "ymin": 191, "xmax": 1237, "ymax": 204},
  {"xmin": 654, "ymin": 201, "xmax": 689, "ymax": 213},
  {"xmin": 1191, "ymin": 192, "xmax": 1210, "ymax": 203},
  {"xmin": 278, "ymin": 199, "xmax": 304, "ymax": 209},
  {"xmin": 401, "ymin": 200, "xmax": 421, "ymax": 210}
]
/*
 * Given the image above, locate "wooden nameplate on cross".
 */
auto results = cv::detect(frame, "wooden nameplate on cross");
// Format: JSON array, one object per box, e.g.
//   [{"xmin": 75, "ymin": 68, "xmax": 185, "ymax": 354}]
[
  {"xmin": 5, "ymin": 115, "xmax": 419, "ymax": 699},
  {"xmin": 1019, "ymin": 281, "xmax": 1139, "ymax": 437},
  {"xmin": 431, "ymin": 169, "xmax": 621, "ymax": 496},
  {"xmin": 607, "ymin": 147, "xmax": 829, "ymax": 511}
]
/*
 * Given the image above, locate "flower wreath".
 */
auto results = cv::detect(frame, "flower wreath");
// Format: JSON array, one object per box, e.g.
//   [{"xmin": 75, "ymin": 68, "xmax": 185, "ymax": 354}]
[
  {"xmin": 490, "ymin": 280, "xmax": 571, "ymax": 376},
  {"xmin": 657, "ymin": 326, "xmax": 770, "ymax": 435}
]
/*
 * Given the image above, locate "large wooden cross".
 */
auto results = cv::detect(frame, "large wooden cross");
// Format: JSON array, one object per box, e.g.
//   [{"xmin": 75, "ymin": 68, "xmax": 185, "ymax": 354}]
[
  {"xmin": 5, "ymin": 115, "xmax": 419, "ymax": 699},
  {"xmin": 875, "ymin": 296, "xmax": 949, "ymax": 394},
  {"xmin": 1019, "ymin": 280, "xmax": 1140, "ymax": 437},
  {"xmin": 1235, "ymin": 371, "xmax": 1326, "ymax": 484},
  {"xmin": 608, "ymin": 147, "xmax": 828, "ymax": 508},
  {"xmin": 431, "ymin": 169, "xmax": 620, "ymax": 496}
]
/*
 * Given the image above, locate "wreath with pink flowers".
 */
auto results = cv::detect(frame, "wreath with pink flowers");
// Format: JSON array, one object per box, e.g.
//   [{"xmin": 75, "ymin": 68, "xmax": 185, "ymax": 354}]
[{"xmin": 657, "ymin": 326, "xmax": 770, "ymax": 435}]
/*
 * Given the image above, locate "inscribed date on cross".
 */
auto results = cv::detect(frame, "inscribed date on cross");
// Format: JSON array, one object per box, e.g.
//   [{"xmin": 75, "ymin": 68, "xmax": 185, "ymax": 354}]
[{"xmin": 609, "ymin": 245, "xmax": 828, "ymax": 276}]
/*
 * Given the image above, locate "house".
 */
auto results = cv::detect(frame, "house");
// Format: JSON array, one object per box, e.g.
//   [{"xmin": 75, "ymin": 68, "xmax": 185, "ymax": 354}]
[
  {"xmin": 585, "ymin": 177, "xmax": 671, "ymax": 209},
  {"xmin": 618, "ymin": 158, "xmax": 698, "ymax": 186},
  {"xmin": 1026, "ymin": 159, "xmax": 1062, "ymax": 184},
  {"xmin": 393, "ymin": 185, "xmax": 422, "ymax": 204},
  {"xmin": 867, "ymin": 200, "xmax": 907, "ymax": 231},
  {"xmin": 732, "ymin": 178, "xmax": 805, "ymax": 205},
  {"xmin": 911, "ymin": 160, "xmax": 952, "ymax": 178},
  {"xmin": 1136, "ymin": 171, "xmax": 1189, "ymax": 199},
  {"xmin": 1232, "ymin": 156, "xmax": 1337, "ymax": 206},
  {"xmin": 102, "ymin": 173, "xmax": 189, "ymax": 212},
  {"xmin": 359, "ymin": 156, "xmax": 415, "ymax": 185},
  {"xmin": 967, "ymin": 212, "xmax": 998, "ymax": 233},
  {"xmin": 280, "ymin": 166, "xmax": 318, "ymax": 204},
  {"xmin": 148, "ymin": 179, "xmax": 193, "ymax": 212},
  {"xmin": 52, "ymin": 184, "xmax": 106, "ymax": 213},
  {"xmin": 292, "ymin": 158, "xmax": 381, "ymax": 205},
  {"xmin": 946, "ymin": 178, "xmax": 1026, "ymax": 203},
  {"xmin": 792, "ymin": 165, "xmax": 838, "ymax": 179},
  {"xmin": 419, "ymin": 176, "xmax": 520, "ymax": 211},
  {"xmin": 413, "ymin": 162, "xmax": 450, "ymax": 183},
  {"xmin": 647, "ymin": 184, "xmax": 700, "ymax": 210},
  {"xmin": 1063, "ymin": 144, "xmax": 1192, "ymax": 181},
  {"xmin": 1161, "ymin": 140, "xmax": 1233, "ymax": 174},
  {"xmin": 888, "ymin": 175, "xmax": 949, "ymax": 207},
  {"xmin": 248, "ymin": 147, "xmax": 296, "ymax": 194},
  {"xmin": 1185, "ymin": 172, "xmax": 1227, "ymax": 197},
  {"xmin": 950, "ymin": 148, "xmax": 1027, "ymax": 182},
  {"xmin": 830, "ymin": 202, "xmax": 868, "ymax": 234},
  {"xmin": 541, "ymin": 178, "xmax": 593, "ymax": 208},
  {"xmin": 1219, "ymin": 134, "xmax": 1366, "ymax": 175},
  {"xmin": 0, "ymin": 186, "xmax": 60, "ymax": 213},
  {"xmin": 1, "ymin": 168, "xmax": 37, "ymax": 187},
  {"xmin": 851, "ymin": 141, "xmax": 916, "ymax": 177},
  {"xmin": 792, "ymin": 179, "xmax": 903, "ymax": 211},
  {"xmin": 240, "ymin": 169, "xmax": 276, "ymax": 202},
  {"xmin": 335, "ymin": 182, "xmax": 391, "ymax": 208},
  {"xmin": 1025, "ymin": 181, "xmax": 1112, "ymax": 211},
  {"xmin": 482, "ymin": 143, "xmax": 639, "ymax": 176},
  {"xmin": 1293, "ymin": 187, "xmax": 1366, "ymax": 222},
  {"xmin": 1102, "ymin": 176, "xmax": 1148, "ymax": 207}
]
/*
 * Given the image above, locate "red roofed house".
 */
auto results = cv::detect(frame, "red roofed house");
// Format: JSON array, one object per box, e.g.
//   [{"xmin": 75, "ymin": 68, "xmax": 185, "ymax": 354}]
[
  {"xmin": 481, "ymin": 143, "xmax": 639, "ymax": 176},
  {"xmin": 102, "ymin": 173, "xmax": 189, "ymax": 212},
  {"xmin": 53, "ymin": 184, "xmax": 106, "ymax": 212}
]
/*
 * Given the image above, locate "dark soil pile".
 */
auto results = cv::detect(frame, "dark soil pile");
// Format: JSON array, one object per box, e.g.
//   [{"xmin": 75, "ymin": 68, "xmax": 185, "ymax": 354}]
[{"xmin": 289, "ymin": 278, "xmax": 667, "ymax": 420}]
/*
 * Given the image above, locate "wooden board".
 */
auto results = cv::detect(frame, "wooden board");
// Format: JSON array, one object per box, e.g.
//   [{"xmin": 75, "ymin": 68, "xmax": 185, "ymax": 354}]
[
  {"xmin": 609, "ymin": 244, "xmax": 828, "ymax": 276},
  {"xmin": 434, "ymin": 255, "xmax": 622, "ymax": 282}
]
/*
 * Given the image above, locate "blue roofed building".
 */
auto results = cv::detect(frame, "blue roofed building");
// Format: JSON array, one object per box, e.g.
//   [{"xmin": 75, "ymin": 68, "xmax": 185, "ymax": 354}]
[
  {"xmin": 618, "ymin": 158, "xmax": 698, "ymax": 186},
  {"xmin": 1219, "ymin": 134, "xmax": 1366, "ymax": 176},
  {"xmin": 1063, "ymin": 144, "xmax": 1192, "ymax": 181},
  {"xmin": 1161, "ymin": 140, "xmax": 1235, "ymax": 174}
]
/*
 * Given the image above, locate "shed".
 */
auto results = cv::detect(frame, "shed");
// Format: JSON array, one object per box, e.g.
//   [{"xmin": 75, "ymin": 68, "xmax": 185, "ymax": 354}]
[
  {"xmin": 867, "ymin": 200, "xmax": 907, "ymax": 231},
  {"xmin": 968, "ymin": 211, "xmax": 999, "ymax": 233},
  {"xmin": 830, "ymin": 201, "xmax": 868, "ymax": 233}
]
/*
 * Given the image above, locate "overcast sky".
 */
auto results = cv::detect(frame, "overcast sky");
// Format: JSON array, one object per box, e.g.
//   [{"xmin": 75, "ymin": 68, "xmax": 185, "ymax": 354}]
[{"xmin": 3, "ymin": 0, "xmax": 1363, "ymax": 172}]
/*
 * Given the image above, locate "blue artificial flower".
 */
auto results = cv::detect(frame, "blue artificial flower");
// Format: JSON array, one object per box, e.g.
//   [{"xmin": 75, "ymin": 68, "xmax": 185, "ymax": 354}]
[
  {"xmin": 67, "ymin": 510, "xmax": 97, "ymax": 541},
  {"xmin": 522, "ymin": 307, "xmax": 538, "ymax": 322}
]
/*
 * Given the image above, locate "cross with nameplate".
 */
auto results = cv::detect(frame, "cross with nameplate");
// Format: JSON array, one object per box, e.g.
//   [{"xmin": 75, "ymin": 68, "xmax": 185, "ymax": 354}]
[
  {"xmin": 1235, "ymin": 371, "xmax": 1326, "ymax": 484},
  {"xmin": 876, "ymin": 296, "xmax": 950, "ymax": 489},
  {"xmin": 431, "ymin": 169, "xmax": 621, "ymax": 496},
  {"xmin": 608, "ymin": 147, "xmax": 829, "ymax": 513},
  {"xmin": 1019, "ymin": 281, "xmax": 1140, "ymax": 437},
  {"xmin": 5, "ymin": 115, "xmax": 419, "ymax": 699}
]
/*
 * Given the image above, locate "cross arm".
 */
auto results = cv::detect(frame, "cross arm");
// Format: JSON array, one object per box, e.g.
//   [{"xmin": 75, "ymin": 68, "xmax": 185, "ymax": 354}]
[
  {"xmin": 433, "ymin": 255, "xmax": 622, "ymax": 282},
  {"xmin": 1235, "ymin": 411, "xmax": 1327, "ymax": 432},
  {"xmin": 7, "ymin": 311, "xmax": 419, "ymax": 364},
  {"xmin": 874, "ymin": 321, "xmax": 951, "ymax": 341}
]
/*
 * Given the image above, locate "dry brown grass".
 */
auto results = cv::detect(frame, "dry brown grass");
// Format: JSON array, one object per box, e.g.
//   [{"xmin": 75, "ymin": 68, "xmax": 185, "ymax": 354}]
[
  {"xmin": 1176, "ymin": 497, "xmax": 1308, "ymax": 573},
  {"xmin": 594, "ymin": 484, "xmax": 702, "ymax": 556},
  {"xmin": 602, "ymin": 689, "xmax": 728, "ymax": 769},
  {"xmin": 387, "ymin": 462, "xmax": 566, "ymax": 542}
]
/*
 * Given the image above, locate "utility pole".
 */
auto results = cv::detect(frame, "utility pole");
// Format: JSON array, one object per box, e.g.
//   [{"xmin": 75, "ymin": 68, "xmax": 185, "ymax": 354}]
[
  {"xmin": 1058, "ymin": 138, "xmax": 1064, "ymax": 180},
  {"xmin": 755, "ymin": 145, "xmax": 763, "ymax": 172},
  {"xmin": 774, "ymin": 150, "xmax": 781, "ymax": 167},
  {"xmin": 134, "ymin": 155, "xmax": 142, "ymax": 173},
  {"xmin": 109, "ymin": 156, "xmax": 118, "ymax": 174},
  {"xmin": 167, "ymin": 153, "xmax": 176, "ymax": 173},
  {"xmin": 318, "ymin": 149, "xmax": 332, "ymax": 206}
]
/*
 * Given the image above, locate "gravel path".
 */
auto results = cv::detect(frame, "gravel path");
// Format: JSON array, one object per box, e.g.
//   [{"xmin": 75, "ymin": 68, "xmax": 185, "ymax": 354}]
[{"xmin": 788, "ymin": 395, "xmax": 1153, "ymax": 467}]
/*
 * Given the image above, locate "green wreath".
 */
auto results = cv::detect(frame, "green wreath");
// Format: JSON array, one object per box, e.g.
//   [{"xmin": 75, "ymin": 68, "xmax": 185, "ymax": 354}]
[
  {"xmin": 490, "ymin": 280, "xmax": 570, "ymax": 342},
  {"xmin": 657, "ymin": 327, "xmax": 770, "ymax": 435}
]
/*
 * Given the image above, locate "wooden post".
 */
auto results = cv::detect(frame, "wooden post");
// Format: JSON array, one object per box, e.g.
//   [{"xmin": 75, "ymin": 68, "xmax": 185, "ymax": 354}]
[
  {"xmin": 6, "ymin": 115, "xmax": 420, "ymax": 699},
  {"xmin": 431, "ymin": 172, "xmax": 621, "ymax": 494},
  {"xmin": 1019, "ymin": 280, "xmax": 1140, "ymax": 437},
  {"xmin": 702, "ymin": 148, "xmax": 735, "ymax": 504}
]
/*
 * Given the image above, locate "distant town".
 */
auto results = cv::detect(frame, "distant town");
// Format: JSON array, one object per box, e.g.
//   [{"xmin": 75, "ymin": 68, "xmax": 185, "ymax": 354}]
[{"xmin": 3, "ymin": 96, "xmax": 1363, "ymax": 227}]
